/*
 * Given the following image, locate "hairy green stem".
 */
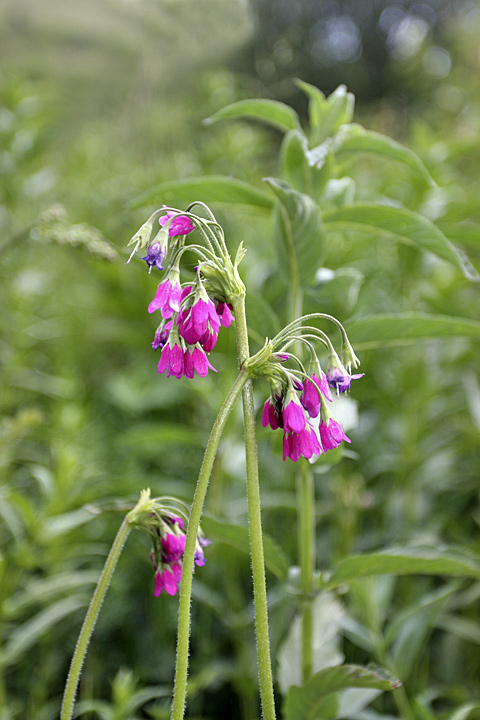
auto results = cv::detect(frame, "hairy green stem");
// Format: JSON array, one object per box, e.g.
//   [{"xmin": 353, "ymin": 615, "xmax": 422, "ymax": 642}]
[
  {"xmin": 232, "ymin": 294, "xmax": 277, "ymax": 720},
  {"xmin": 298, "ymin": 464, "xmax": 315, "ymax": 682},
  {"xmin": 60, "ymin": 517, "xmax": 131, "ymax": 720},
  {"xmin": 171, "ymin": 368, "xmax": 248, "ymax": 720}
]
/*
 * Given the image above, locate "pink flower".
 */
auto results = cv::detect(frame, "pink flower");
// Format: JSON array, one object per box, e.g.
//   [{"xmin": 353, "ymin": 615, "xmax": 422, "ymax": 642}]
[
  {"xmin": 282, "ymin": 422, "xmax": 322, "ymax": 462},
  {"xmin": 157, "ymin": 334, "xmax": 184, "ymax": 379},
  {"xmin": 161, "ymin": 531, "xmax": 186, "ymax": 560},
  {"xmin": 148, "ymin": 278, "xmax": 182, "ymax": 319},
  {"xmin": 216, "ymin": 302, "xmax": 234, "ymax": 328},
  {"xmin": 178, "ymin": 296, "xmax": 220, "ymax": 348},
  {"xmin": 154, "ymin": 563, "xmax": 182, "ymax": 597},
  {"xmin": 319, "ymin": 419, "xmax": 351, "ymax": 451},
  {"xmin": 152, "ymin": 326, "xmax": 169, "ymax": 351},
  {"xmin": 302, "ymin": 373, "xmax": 333, "ymax": 418},
  {"xmin": 261, "ymin": 398, "xmax": 283, "ymax": 430},
  {"xmin": 159, "ymin": 208, "xmax": 195, "ymax": 237},
  {"xmin": 184, "ymin": 346, "xmax": 217, "ymax": 378},
  {"xmin": 282, "ymin": 396, "xmax": 306, "ymax": 433}
]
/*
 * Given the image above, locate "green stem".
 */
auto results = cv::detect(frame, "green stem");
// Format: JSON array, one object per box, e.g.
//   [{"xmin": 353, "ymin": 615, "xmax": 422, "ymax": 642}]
[
  {"xmin": 232, "ymin": 294, "xmax": 277, "ymax": 720},
  {"xmin": 171, "ymin": 368, "xmax": 248, "ymax": 720},
  {"xmin": 298, "ymin": 464, "xmax": 315, "ymax": 683},
  {"xmin": 289, "ymin": 284, "xmax": 316, "ymax": 685},
  {"xmin": 60, "ymin": 517, "xmax": 131, "ymax": 720}
]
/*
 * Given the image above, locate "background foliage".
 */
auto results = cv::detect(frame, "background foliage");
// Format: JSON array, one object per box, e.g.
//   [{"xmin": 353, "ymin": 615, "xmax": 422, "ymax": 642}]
[{"xmin": 0, "ymin": 1, "xmax": 479, "ymax": 719}]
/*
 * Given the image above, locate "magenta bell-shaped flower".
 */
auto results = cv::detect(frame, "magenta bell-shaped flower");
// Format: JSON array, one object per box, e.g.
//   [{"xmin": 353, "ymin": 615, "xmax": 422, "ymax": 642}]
[
  {"xmin": 159, "ymin": 208, "xmax": 195, "ymax": 237},
  {"xmin": 183, "ymin": 345, "xmax": 217, "ymax": 378},
  {"xmin": 319, "ymin": 418, "xmax": 351, "ymax": 451},
  {"xmin": 283, "ymin": 422, "xmax": 322, "ymax": 462},
  {"xmin": 148, "ymin": 277, "xmax": 182, "ymax": 319}
]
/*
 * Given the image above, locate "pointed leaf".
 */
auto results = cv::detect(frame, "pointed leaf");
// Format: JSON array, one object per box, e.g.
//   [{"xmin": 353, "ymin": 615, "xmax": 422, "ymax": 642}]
[
  {"xmin": 322, "ymin": 204, "xmax": 480, "ymax": 281},
  {"xmin": 344, "ymin": 312, "xmax": 480, "ymax": 350},
  {"xmin": 201, "ymin": 516, "xmax": 289, "ymax": 580},
  {"xmin": 333, "ymin": 124, "xmax": 436, "ymax": 187},
  {"xmin": 265, "ymin": 177, "xmax": 324, "ymax": 286},
  {"xmin": 204, "ymin": 99, "xmax": 300, "ymax": 133},
  {"xmin": 284, "ymin": 665, "xmax": 401, "ymax": 720},
  {"xmin": 324, "ymin": 547, "xmax": 480, "ymax": 591},
  {"xmin": 281, "ymin": 130, "xmax": 311, "ymax": 193},
  {"xmin": 129, "ymin": 176, "xmax": 274, "ymax": 212},
  {"xmin": 2, "ymin": 597, "xmax": 86, "ymax": 667}
]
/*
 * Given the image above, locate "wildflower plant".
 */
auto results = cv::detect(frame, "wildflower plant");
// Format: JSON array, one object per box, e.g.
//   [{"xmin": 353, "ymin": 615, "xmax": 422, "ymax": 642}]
[{"xmin": 61, "ymin": 81, "xmax": 480, "ymax": 720}]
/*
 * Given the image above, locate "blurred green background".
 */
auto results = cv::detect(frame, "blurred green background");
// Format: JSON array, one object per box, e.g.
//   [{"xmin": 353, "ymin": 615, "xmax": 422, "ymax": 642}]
[{"xmin": 1, "ymin": 1, "xmax": 480, "ymax": 718}]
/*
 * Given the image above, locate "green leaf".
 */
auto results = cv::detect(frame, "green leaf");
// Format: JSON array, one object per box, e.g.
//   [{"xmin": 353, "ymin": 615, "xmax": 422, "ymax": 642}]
[
  {"xmin": 295, "ymin": 79, "xmax": 327, "ymax": 134},
  {"xmin": 204, "ymin": 99, "xmax": 300, "ymax": 133},
  {"xmin": 284, "ymin": 665, "xmax": 401, "ymax": 720},
  {"xmin": 333, "ymin": 124, "xmax": 436, "ymax": 187},
  {"xmin": 344, "ymin": 312, "xmax": 480, "ymax": 350},
  {"xmin": 201, "ymin": 516, "xmax": 289, "ymax": 580},
  {"xmin": 324, "ymin": 547, "xmax": 480, "ymax": 591},
  {"xmin": 4, "ymin": 570, "xmax": 99, "ymax": 617},
  {"xmin": 2, "ymin": 597, "xmax": 86, "ymax": 667},
  {"xmin": 297, "ymin": 81, "xmax": 355, "ymax": 144},
  {"xmin": 129, "ymin": 176, "xmax": 274, "ymax": 212},
  {"xmin": 265, "ymin": 177, "xmax": 324, "ymax": 286},
  {"xmin": 448, "ymin": 703, "xmax": 480, "ymax": 720},
  {"xmin": 281, "ymin": 130, "xmax": 311, "ymax": 193},
  {"xmin": 323, "ymin": 203, "xmax": 480, "ymax": 281}
]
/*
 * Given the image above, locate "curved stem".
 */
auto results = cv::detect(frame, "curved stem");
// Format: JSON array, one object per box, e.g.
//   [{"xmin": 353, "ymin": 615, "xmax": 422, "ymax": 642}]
[
  {"xmin": 171, "ymin": 368, "xmax": 248, "ymax": 720},
  {"xmin": 232, "ymin": 294, "xmax": 277, "ymax": 720},
  {"xmin": 60, "ymin": 517, "xmax": 131, "ymax": 720}
]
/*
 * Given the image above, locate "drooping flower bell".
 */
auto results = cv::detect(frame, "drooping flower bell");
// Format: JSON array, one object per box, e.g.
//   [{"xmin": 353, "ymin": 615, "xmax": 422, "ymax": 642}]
[
  {"xmin": 141, "ymin": 242, "xmax": 165, "ymax": 272},
  {"xmin": 148, "ymin": 268, "xmax": 182, "ymax": 319},
  {"xmin": 126, "ymin": 490, "xmax": 210, "ymax": 599},
  {"xmin": 159, "ymin": 206, "xmax": 195, "ymax": 237},
  {"xmin": 327, "ymin": 365, "xmax": 364, "ymax": 395}
]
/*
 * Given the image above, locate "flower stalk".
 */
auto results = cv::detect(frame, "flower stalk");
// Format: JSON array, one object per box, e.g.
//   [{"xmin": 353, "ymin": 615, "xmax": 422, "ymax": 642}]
[
  {"xmin": 60, "ymin": 516, "xmax": 131, "ymax": 720},
  {"xmin": 171, "ymin": 368, "xmax": 248, "ymax": 720},
  {"xmin": 232, "ymin": 293, "xmax": 277, "ymax": 720}
]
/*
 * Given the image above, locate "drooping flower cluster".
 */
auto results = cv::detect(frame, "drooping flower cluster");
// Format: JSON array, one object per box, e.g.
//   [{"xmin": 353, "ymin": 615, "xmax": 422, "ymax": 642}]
[
  {"xmin": 150, "ymin": 515, "xmax": 211, "ymax": 597},
  {"xmin": 127, "ymin": 490, "xmax": 211, "ymax": 598},
  {"xmin": 249, "ymin": 314, "xmax": 364, "ymax": 463},
  {"xmin": 128, "ymin": 204, "xmax": 243, "ymax": 380}
]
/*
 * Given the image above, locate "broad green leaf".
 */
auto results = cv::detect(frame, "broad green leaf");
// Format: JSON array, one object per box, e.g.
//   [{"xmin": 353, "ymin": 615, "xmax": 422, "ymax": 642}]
[
  {"xmin": 201, "ymin": 516, "xmax": 289, "ymax": 580},
  {"xmin": 129, "ymin": 176, "xmax": 274, "ymax": 212},
  {"xmin": 204, "ymin": 99, "xmax": 300, "ymax": 133},
  {"xmin": 333, "ymin": 124, "xmax": 436, "ymax": 187},
  {"xmin": 322, "ymin": 204, "xmax": 480, "ymax": 281},
  {"xmin": 2, "ymin": 597, "xmax": 86, "ymax": 667},
  {"xmin": 265, "ymin": 177, "xmax": 324, "ymax": 286},
  {"xmin": 245, "ymin": 291, "xmax": 282, "ymax": 347},
  {"xmin": 344, "ymin": 312, "xmax": 480, "ymax": 350},
  {"xmin": 324, "ymin": 547, "xmax": 480, "ymax": 591},
  {"xmin": 284, "ymin": 665, "xmax": 401, "ymax": 720},
  {"xmin": 281, "ymin": 130, "xmax": 311, "ymax": 193}
]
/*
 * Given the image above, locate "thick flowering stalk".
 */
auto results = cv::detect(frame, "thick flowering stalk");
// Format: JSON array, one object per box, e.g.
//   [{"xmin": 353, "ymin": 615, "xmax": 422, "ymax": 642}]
[{"xmin": 171, "ymin": 369, "xmax": 248, "ymax": 720}]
